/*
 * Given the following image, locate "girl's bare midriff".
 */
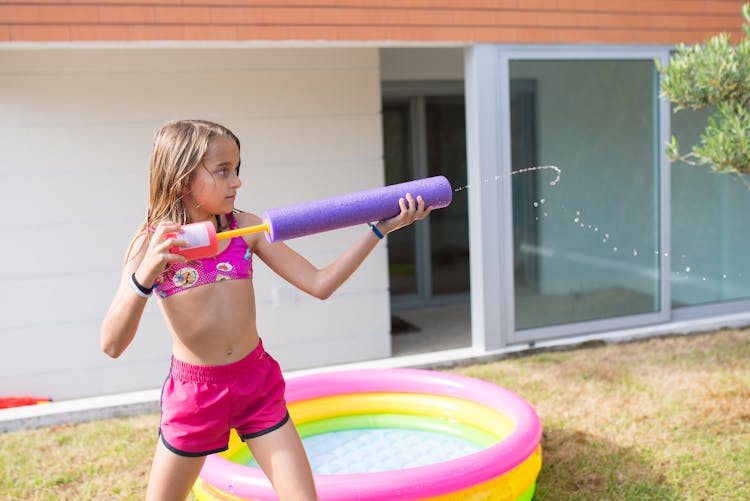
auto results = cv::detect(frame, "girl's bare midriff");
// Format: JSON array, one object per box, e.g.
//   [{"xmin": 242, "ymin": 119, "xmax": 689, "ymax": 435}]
[{"xmin": 159, "ymin": 279, "xmax": 259, "ymax": 365}]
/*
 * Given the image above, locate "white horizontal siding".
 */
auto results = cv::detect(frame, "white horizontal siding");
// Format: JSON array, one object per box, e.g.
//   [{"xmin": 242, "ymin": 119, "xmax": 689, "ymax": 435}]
[{"xmin": 0, "ymin": 47, "xmax": 389, "ymax": 400}]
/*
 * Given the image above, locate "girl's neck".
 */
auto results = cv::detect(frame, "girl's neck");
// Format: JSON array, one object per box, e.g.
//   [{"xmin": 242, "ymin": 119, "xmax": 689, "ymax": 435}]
[{"xmin": 184, "ymin": 206, "xmax": 220, "ymax": 226}]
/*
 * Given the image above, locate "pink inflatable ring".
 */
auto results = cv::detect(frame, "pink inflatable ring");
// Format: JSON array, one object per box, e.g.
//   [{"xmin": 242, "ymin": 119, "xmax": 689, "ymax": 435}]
[{"xmin": 195, "ymin": 368, "xmax": 543, "ymax": 500}]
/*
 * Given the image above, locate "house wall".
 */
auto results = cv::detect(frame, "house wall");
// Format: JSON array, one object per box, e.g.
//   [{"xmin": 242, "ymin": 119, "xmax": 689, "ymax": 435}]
[
  {"xmin": 2, "ymin": 1, "xmax": 745, "ymax": 45},
  {"xmin": 0, "ymin": 47, "xmax": 388, "ymax": 400}
]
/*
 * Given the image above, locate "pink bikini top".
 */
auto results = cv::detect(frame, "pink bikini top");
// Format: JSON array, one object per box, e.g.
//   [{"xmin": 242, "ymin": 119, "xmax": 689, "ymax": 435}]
[{"xmin": 154, "ymin": 213, "xmax": 253, "ymax": 298}]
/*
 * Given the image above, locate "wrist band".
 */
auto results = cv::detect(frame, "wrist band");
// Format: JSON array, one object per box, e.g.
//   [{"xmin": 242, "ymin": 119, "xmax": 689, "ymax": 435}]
[
  {"xmin": 130, "ymin": 273, "xmax": 153, "ymax": 298},
  {"xmin": 368, "ymin": 222, "xmax": 384, "ymax": 240}
]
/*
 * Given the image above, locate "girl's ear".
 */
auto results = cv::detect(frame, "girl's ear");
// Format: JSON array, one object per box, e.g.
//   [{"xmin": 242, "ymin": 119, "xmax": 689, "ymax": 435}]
[{"xmin": 178, "ymin": 178, "xmax": 193, "ymax": 201}]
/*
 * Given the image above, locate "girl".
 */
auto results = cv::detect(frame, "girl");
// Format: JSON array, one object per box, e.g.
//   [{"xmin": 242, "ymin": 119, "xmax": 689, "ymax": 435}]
[{"xmin": 100, "ymin": 119, "xmax": 431, "ymax": 501}]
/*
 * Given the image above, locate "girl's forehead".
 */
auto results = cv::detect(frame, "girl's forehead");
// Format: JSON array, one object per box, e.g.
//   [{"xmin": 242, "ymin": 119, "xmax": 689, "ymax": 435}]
[{"xmin": 205, "ymin": 137, "xmax": 240, "ymax": 160}]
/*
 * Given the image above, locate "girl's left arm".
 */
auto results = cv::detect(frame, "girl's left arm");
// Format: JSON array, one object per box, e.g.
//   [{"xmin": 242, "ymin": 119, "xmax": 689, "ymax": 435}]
[{"xmin": 252, "ymin": 193, "xmax": 431, "ymax": 300}]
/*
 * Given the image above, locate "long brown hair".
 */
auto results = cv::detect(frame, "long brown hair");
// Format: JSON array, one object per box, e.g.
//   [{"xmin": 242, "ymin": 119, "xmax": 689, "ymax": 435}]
[
  {"xmin": 127, "ymin": 120, "xmax": 241, "ymax": 260},
  {"xmin": 145, "ymin": 119, "xmax": 240, "ymax": 229}
]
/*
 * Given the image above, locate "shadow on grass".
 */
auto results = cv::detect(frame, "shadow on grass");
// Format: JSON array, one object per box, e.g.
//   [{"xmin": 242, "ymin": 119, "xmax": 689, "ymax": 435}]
[{"xmin": 534, "ymin": 427, "xmax": 679, "ymax": 501}]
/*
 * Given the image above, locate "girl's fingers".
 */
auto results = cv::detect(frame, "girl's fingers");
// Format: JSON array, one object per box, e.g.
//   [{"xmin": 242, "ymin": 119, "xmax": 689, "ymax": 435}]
[
  {"xmin": 398, "ymin": 196, "xmax": 407, "ymax": 214},
  {"xmin": 151, "ymin": 221, "xmax": 182, "ymax": 241},
  {"xmin": 162, "ymin": 237, "xmax": 187, "ymax": 249},
  {"xmin": 405, "ymin": 193, "xmax": 416, "ymax": 212},
  {"xmin": 415, "ymin": 196, "xmax": 432, "ymax": 219},
  {"xmin": 165, "ymin": 253, "xmax": 186, "ymax": 264}
]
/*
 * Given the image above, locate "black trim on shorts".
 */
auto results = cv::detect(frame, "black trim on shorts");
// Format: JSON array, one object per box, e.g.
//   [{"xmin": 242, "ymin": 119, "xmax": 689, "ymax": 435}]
[
  {"xmin": 240, "ymin": 410, "xmax": 291, "ymax": 440},
  {"xmin": 156, "ymin": 364, "xmax": 172, "ymax": 438},
  {"xmin": 158, "ymin": 430, "xmax": 229, "ymax": 458}
]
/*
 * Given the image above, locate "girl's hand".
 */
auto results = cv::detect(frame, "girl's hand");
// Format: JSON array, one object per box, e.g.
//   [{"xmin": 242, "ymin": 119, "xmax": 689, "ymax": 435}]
[
  {"xmin": 134, "ymin": 221, "xmax": 186, "ymax": 285},
  {"xmin": 377, "ymin": 193, "xmax": 433, "ymax": 236}
]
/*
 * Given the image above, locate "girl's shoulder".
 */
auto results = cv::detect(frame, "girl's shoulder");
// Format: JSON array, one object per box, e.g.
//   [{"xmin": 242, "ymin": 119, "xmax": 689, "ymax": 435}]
[
  {"xmin": 232, "ymin": 210, "xmax": 266, "ymax": 249},
  {"xmin": 124, "ymin": 227, "xmax": 149, "ymax": 263},
  {"xmin": 233, "ymin": 210, "xmax": 263, "ymax": 228}
]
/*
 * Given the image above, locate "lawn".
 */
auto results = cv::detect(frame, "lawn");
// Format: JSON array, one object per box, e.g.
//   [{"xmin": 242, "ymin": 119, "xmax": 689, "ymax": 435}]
[{"xmin": 1, "ymin": 328, "xmax": 748, "ymax": 500}]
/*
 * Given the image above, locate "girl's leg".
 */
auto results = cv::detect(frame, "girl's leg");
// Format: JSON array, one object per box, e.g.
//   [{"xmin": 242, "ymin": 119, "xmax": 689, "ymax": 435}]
[
  {"xmin": 146, "ymin": 439, "xmax": 207, "ymax": 501},
  {"xmin": 246, "ymin": 419, "xmax": 318, "ymax": 501}
]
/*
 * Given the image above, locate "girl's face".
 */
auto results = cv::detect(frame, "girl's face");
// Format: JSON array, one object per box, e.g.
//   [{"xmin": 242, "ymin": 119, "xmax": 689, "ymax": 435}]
[{"xmin": 183, "ymin": 137, "xmax": 242, "ymax": 221}]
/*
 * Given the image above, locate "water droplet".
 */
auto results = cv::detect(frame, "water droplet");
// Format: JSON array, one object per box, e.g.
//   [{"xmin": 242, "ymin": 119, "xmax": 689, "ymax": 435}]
[
  {"xmin": 613, "ymin": 247, "xmax": 618, "ymax": 252},
  {"xmin": 594, "ymin": 227, "xmax": 599, "ymax": 232},
  {"xmin": 604, "ymin": 233, "xmax": 610, "ymax": 239},
  {"xmin": 633, "ymin": 250, "xmax": 638, "ymax": 256},
  {"xmin": 533, "ymin": 201, "xmax": 539, "ymax": 207},
  {"xmin": 540, "ymin": 198, "xmax": 546, "ymax": 204},
  {"xmin": 574, "ymin": 217, "xmax": 580, "ymax": 223},
  {"xmin": 543, "ymin": 212, "xmax": 548, "ymax": 217},
  {"xmin": 722, "ymin": 274, "xmax": 727, "ymax": 279},
  {"xmin": 664, "ymin": 252, "xmax": 669, "ymax": 257},
  {"xmin": 510, "ymin": 165, "xmax": 562, "ymax": 186},
  {"xmin": 701, "ymin": 277, "xmax": 706, "ymax": 281},
  {"xmin": 685, "ymin": 266, "xmax": 691, "ymax": 272}
]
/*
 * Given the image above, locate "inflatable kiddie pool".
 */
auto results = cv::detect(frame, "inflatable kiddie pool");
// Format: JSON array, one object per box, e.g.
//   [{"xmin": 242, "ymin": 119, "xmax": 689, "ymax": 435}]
[{"xmin": 193, "ymin": 368, "xmax": 542, "ymax": 500}]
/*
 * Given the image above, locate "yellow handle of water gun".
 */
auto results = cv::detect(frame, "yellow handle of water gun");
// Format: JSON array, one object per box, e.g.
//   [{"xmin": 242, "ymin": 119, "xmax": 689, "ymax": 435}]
[{"xmin": 216, "ymin": 220, "xmax": 271, "ymax": 240}]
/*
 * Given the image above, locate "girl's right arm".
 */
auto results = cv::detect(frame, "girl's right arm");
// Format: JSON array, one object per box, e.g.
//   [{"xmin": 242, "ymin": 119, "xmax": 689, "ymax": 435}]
[{"xmin": 100, "ymin": 222, "xmax": 185, "ymax": 358}]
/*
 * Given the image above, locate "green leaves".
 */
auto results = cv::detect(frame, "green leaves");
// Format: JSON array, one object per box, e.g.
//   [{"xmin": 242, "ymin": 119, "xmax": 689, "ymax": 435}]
[
  {"xmin": 658, "ymin": 34, "xmax": 738, "ymax": 110},
  {"xmin": 694, "ymin": 103, "xmax": 750, "ymax": 174},
  {"xmin": 657, "ymin": 3, "xmax": 750, "ymax": 174}
]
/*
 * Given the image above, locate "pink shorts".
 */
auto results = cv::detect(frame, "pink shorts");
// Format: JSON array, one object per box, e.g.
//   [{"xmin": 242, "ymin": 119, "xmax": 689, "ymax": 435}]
[{"xmin": 159, "ymin": 339, "xmax": 289, "ymax": 457}]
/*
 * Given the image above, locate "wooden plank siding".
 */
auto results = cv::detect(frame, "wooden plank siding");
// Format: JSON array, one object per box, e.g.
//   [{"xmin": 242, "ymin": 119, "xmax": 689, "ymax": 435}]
[{"xmin": 0, "ymin": 1, "xmax": 746, "ymax": 45}]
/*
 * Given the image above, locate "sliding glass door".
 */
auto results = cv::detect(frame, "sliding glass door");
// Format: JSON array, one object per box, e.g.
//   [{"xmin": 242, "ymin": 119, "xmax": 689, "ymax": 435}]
[
  {"xmin": 507, "ymin": 59, "xmax": 663, "ymax": 337},
  {"xmin": 671, "ymin": 107, "xmax": 750, "ymax": 311},
  {"xmin": 382, "ymin": 88, "xmax": 469, "ymax": 309}
]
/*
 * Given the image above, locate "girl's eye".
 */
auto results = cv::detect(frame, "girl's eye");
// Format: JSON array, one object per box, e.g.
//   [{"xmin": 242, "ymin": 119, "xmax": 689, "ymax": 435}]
[{"xmin": 216, "ymin": 167, "xmax": 239, "ymax": 177}]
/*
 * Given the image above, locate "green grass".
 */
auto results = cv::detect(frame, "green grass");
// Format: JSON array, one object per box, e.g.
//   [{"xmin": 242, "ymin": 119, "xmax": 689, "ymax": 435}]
[{"xmin": 1, "ymin": 328, "xmax": 749, "ymax": 500}]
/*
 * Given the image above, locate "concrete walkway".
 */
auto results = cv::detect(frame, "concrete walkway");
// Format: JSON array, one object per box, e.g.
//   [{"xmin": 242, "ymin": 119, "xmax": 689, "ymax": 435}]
[{"xmin": 4, "ymin": 306, "xmax": 750, "ymax": 432}]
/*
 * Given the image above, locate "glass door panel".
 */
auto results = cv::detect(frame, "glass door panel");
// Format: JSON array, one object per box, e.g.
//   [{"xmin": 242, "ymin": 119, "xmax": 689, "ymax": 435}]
[
  {"xmin": 383, "ymin": 100, "xmax": 417, "ymax": 296},
  {"xmin": 671, "ymin": 107, "xmax": 750, "ymax": 306},
  {"xmin": 383, "ymin": 94, "xmax": 470, "ymax": 305},
  {"xmin": 509, "ymin": 60, "xmax": 661, "ymax": 330},
  {"xmin": 425, "ymin": 96, "xmax": 469, "ymax": 296}
]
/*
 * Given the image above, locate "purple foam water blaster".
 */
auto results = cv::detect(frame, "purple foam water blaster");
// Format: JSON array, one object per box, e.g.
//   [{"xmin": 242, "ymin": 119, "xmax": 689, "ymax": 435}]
[{"xmin": 261, "ymin": 175, "xmax": 453, "ymax": 243}]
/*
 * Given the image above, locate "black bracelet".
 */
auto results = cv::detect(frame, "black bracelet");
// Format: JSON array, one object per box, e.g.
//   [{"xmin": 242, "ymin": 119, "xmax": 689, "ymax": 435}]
[{"xmin": 130, "ymin": 273, "xmax": 154, "ymax": 297}]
